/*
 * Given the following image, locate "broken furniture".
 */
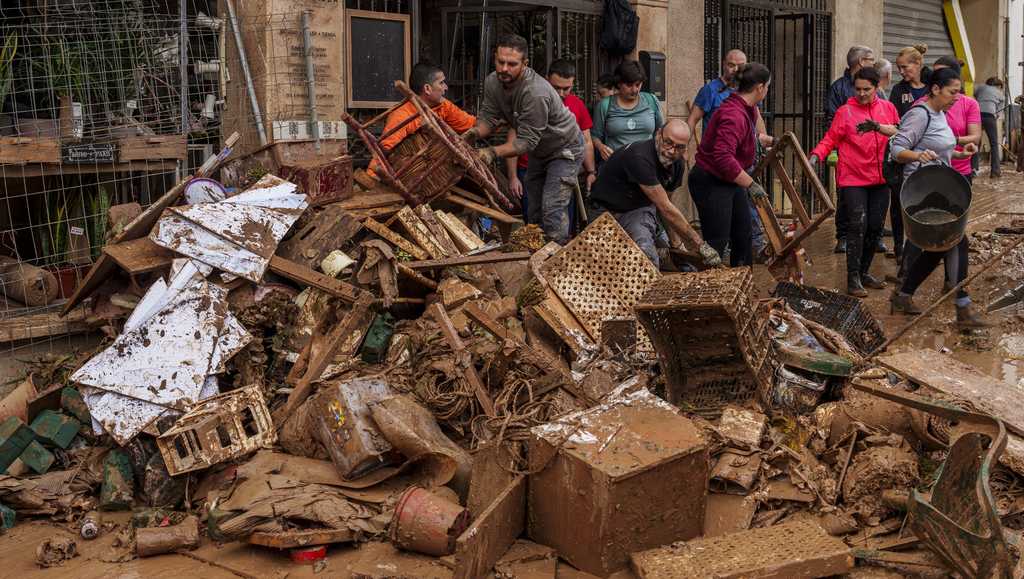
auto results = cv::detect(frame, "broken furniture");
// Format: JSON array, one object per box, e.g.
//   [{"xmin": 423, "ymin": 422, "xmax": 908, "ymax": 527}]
[
  {"xmin": 342, "ymin": 81, "xmax": 510, "ymax": 210},
  {"xmin": 850, "ymin": 382, "xmax": 1012, "ymax": 579},
  {"xmin": 630, "ymin": 519, "xmax": 853, "ymax": 578},
  {"xmin": 634, "ymin": 269, "xmax": 773, "ymax": 418},
  {"xmin": 752, "ymin": 132, "xmax": 836, "ymax": 284},
  {"xmin": 528, "ymin": 388, "xmax": 708, "ymax": 576},
  {"xmin": 156, "ymin": 386, "xmax": 276, "ymax": 476},
  {"xmin": 773, "ymin": 282, "xmax": 885, "ymax": 355},
  {"xmin": 537, "ymin": 212, "xmax": 661, "ymax": 352}
]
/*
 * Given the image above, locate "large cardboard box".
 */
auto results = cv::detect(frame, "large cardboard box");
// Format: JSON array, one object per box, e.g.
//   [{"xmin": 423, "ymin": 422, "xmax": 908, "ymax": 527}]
[{"xmin": 527, "ymin": 388, "xmax": 709, "ymax": 577}]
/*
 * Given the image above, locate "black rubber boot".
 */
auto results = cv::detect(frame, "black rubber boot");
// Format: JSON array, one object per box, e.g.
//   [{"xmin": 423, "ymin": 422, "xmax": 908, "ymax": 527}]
[
  {"xmin": 861, "ymin": 273, "xmax": 887, "ymax": 290},
  {"xmin": 847, "ymin": 274, "xmax": 868, "ymax": 298}
]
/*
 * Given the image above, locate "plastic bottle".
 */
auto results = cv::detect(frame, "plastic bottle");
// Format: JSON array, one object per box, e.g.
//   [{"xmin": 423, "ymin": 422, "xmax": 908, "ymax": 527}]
[{"xmin": 80, "ymin": 511, "xmax": 101, "ymax": 540}]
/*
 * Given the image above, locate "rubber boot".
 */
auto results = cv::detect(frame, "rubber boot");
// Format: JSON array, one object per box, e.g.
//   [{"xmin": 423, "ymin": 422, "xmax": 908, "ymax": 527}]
[
  {"xmin": 956, "ymin": 304, "xmax": 992, "ymax": 328},
  {"xmin": 847, "ymin": 274, "xmax": 868, "ymax": 298},
  {"xmin": 890, "ymin": 293, "xmax": 922, "ymax": 315},
  {"xmin": 861, "ymin": 273, "xmax": 887, "ymax": 290}
]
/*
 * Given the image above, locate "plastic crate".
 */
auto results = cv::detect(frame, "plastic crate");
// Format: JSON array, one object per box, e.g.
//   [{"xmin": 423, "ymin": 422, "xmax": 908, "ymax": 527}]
[{"xmin": 772, "ymin": 282, "xmax": 885, "ymax": 355}]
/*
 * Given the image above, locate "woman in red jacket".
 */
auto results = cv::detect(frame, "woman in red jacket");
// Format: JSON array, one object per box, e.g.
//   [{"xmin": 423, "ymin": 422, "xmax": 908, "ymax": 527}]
[{"xmin": 810, "ymin": 67, "xmax": 899, "ymax": 296}]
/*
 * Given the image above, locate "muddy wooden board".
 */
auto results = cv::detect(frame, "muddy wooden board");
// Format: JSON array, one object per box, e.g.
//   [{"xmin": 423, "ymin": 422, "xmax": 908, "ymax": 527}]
[
  {"xmin": 452, "ymin": 475, "xmax": 526, "ymax": 579},
  {"xmin": 879, "ymin": 350, "xmax": 1024, "ymax": 438},
  {"xmin": 268, "ymin": 256, "xmax": 366, "ymax": 304},
  {"xmin": 363, "ymin": 217, "xmax": 429, "ymax": 260},
  {"xmin": 405, "ymin": 251, "xmax": 531, "ymax": 271},
  {"xmin": 102, "ymin": 237, "xmax": 175, "ymax": 275},
  {"xmin": 435, "ymin": 211, "xmax": 484, "ymax": 253},
  {"xmin": 416, "ymin": 205, "xmax": 461, "ymax": 257},
  {"xmin": 447, "ymin": 194, "xmax": 521, "ymax": 225},
  {"xmin": 339, "ymin": 191, "xmax": 405, "ymax": 210},
  {"xmin": 630, "ymin": 519, "xmax": 853, "ymax": 578},
  {"xmin": 395, "ymin": 206, "xmax": 450, "ymax": 259},
  {"xmin": 0, "ymin": 306, "xmax": 95, "ymax": 344},
  {"xmin": 703, "ymin": 493, "xmax": 757, "ymax": 538}
]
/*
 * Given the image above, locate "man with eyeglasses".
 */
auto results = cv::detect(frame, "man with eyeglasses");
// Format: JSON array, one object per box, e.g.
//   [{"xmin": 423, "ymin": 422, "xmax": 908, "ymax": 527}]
[{"xmin": 589, "ymin": 119, "xmax": 721, "ymax": 269}]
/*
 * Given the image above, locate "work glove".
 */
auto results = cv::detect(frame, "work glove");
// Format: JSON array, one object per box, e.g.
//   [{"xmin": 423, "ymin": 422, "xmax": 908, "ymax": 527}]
[
  {"xmin": 856, "ymin": 119, "xmax": 881, "ymax": 134},
  {"xmin": 461, "ymin": 127, "xmax": 480, "ymax": 145},
  {"xmin": 747, "ymin": 181, "xmax": 768, "ymax": 202},
  {"xmin": 477, "ymin": 147, "xmax": 496, "ymax": 165},
  {"xmin": 699, "ymin": 242, "xmax": 722, "ymax": 268}
]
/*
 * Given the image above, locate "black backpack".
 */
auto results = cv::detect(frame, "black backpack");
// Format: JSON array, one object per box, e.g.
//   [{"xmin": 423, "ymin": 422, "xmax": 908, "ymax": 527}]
[{"xmin": 600, "ymin": 0, "xmax": 638, "ymax": 56}]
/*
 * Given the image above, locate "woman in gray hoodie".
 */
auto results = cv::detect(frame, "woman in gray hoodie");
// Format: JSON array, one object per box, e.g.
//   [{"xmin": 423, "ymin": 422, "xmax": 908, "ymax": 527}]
[{"xmin": 889, "ymin": 68, "xmax": 987, "ymax": 327}]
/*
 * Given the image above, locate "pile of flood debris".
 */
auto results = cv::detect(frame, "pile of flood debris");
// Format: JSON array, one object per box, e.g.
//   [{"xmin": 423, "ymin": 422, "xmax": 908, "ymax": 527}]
[{"xmin": 4, "ymin": 163, "xmax": 1024, "ymax": 578}]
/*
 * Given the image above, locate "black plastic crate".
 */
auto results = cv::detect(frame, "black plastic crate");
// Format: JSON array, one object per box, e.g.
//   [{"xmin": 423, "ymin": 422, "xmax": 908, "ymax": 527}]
[{"xmin": 772, "ymin": 282, "xmax": 885, "ymax": 356}]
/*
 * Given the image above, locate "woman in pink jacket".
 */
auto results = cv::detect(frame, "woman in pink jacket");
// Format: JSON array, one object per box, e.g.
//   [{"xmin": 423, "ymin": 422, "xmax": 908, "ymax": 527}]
[{"xmin": 810, "ymin": 67, "xmax": 899, "ymax": 297}]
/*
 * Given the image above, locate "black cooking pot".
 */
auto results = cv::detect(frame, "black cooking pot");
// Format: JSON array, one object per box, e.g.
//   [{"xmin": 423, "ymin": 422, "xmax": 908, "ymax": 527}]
[{"xmin": 900, "ymin": 164, "xmax": 971, "ymax": 252}]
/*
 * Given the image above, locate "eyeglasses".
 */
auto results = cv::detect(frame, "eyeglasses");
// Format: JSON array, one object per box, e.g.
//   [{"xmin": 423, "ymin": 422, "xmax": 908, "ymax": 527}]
[{"xmin": 661, "ymin": 137, "xmax": 687, "ymax": 152}]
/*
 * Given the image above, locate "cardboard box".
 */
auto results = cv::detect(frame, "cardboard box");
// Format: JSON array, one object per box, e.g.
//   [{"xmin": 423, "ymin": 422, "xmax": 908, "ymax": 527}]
[{"xmin": 528, "ymin": 388, "xmax": 709, "ymax": 576}]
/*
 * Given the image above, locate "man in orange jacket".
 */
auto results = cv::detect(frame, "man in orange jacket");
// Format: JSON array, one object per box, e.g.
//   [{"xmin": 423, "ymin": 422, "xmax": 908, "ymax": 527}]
[{"xmin": 369, "ymin": 62, "xmax": 476, "ymax": 178}]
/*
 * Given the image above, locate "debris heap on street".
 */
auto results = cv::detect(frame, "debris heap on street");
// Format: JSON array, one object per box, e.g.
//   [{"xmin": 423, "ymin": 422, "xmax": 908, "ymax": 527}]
[{"xmin": 3, "ymin": 132, "xmax": 1024, "ymax": 579}]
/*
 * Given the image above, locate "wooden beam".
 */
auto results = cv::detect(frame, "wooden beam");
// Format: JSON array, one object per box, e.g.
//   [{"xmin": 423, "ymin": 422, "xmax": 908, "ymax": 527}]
[
  {"xmin": 405, "ymin": 251, "xmax": 530, "ymax": 271},
  {"xmin": 435, "ymin": 211, "xmax": 484, "ymax": 253},
  {"xmin": 0, "ymin": 306, "xmax": 97, "ymax": 344},
  {"xmin": 268, "ymin": 255, "xmax": 368, "ymax": 304},
  {"xmin": 363, "ymin": 218, "xmax": 429, "ymax": 260},
  {"xmin": 447, "ymin": 194, "xmax": 522, "ymax": 225}
]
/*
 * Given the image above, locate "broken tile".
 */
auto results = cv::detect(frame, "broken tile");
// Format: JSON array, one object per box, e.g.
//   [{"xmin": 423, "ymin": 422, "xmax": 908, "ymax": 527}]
[
  {"xmin": 18, "ymin": 440, "xmax": 54, "ymax": 474},
  {"xmin": 30, "ymin": 410, "xmax": 80, "ymax": 449}
]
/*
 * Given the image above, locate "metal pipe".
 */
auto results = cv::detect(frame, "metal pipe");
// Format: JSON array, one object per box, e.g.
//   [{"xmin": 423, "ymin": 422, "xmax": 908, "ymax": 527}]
[
  {"xmin": 301, "ymin": 10, "xmax": 320, "ymax": 153},
  {"xmin": 226, "ymin": 0, "xmax": 268, "ymax": 146},
  {"xmin": 180, "ymin": 0, "xmax": 189, "ymax": 136}
]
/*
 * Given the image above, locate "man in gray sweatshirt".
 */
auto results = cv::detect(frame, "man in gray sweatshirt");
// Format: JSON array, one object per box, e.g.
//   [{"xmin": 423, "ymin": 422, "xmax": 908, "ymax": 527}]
[{"xmin": 462, "ymin": 33, "xmax": 584, "ymax": 244}]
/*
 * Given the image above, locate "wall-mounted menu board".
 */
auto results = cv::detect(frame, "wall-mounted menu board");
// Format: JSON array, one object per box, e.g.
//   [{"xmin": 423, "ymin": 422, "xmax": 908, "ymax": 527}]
[{"xmin": 346, "ymin": 10, "xmax": 411, "ymax": 108}]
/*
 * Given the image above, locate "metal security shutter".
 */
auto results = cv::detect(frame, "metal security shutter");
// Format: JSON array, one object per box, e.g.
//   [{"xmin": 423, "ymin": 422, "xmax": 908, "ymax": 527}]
[{"xmin": 883, "ymin": 0, "xmax": 956, "ymax": 79}]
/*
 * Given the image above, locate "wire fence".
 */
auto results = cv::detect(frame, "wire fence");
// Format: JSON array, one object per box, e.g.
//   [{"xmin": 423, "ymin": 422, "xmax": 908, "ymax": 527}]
[{"xmin": 0, "ymin": 0, "xmax": 222, "ymax": 357}]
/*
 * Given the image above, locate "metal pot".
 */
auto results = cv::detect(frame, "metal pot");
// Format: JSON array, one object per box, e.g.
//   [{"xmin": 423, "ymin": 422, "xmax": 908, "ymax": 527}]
[{"xmin": 899, "ymin": 164, "xmax": 971, "ymax": 252}]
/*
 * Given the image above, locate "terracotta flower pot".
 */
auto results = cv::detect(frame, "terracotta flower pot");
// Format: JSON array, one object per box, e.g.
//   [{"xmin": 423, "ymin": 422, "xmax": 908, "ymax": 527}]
[{"xmin": 388, "ymin": 486, "xmax": 470, "ymax": 556}]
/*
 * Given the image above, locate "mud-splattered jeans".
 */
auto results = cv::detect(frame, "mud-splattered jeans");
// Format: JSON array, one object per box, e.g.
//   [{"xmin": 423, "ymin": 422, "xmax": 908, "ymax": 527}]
[
  {"xmin": 525, "ymin": 133, "xmax": 584, "ymax": 244},
  {"xmin": 588, "ymin": 202, "xmax": 663, "ymax": 268}
]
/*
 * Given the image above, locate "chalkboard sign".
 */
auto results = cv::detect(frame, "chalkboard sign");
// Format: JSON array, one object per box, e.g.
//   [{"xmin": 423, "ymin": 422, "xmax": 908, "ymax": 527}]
[
  {"xmin": 346, "ymin": 10, "xmax": 411, "ymax": 108},
  {"xmin": 62, "ymin": 143, "xmax": 118, "ymax": 163}
]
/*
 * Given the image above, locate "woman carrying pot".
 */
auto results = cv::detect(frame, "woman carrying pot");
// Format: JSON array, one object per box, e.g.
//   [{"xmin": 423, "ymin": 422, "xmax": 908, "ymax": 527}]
[
  {"xmin": 886, "ymin": 44, "xmax": 932, "ymax": 265},
  {"xmin": 810, "ymin": 66, "xmax": 899, "ymax": 297},
  {"xmin": 688, "ymin": 63, "xmax": 771, "ymax": 267},
  {"xmin": 889, "ymin": 67, "xmax": 988, "ymax": 327}
]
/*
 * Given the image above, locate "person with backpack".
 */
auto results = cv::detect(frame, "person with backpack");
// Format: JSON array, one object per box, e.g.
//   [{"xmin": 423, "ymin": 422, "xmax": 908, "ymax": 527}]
[
  {"xmin": 809, "ymin": 67, "xmax": 899, "ymax": 297},
  {"xmin": 888, "ymin": 67, "xmax": 988, "ymax": 328},
  {"xmin": 688, "ymin": 63, "xmax": 772, "ymax": 267},
  {"xmin": 592, "ymin": 60, "xmax": 664, "ymax": 159},
  {"xmin": 895, "ymin": 58, "xmax": 980, "ymax": 297},
  {"xmin": 885, "ymin": 44, "xmax": 932, "ymax": 266},
  {"xmin": 463, "ymin": 34, "xmax": 583, "ymax": 245}
]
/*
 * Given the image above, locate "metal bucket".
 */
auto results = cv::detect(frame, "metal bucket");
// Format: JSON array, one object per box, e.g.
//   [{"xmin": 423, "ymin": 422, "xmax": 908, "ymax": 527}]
[{"xmin": 899, "ymin": 164, "xmax": 971, "ymax": 252}]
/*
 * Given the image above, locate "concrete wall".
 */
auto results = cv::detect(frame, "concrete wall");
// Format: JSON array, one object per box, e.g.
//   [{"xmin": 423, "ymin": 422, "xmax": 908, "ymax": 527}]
[
  {"xmin": 1010, "ymin": 0, "xmax": 1023, "ymax": 97},
  {"xmin": 832, "ymin": 0, "xmax": 885, "ymax": 78},
  {"xmin": 631, "ymin": 0, "xmax": 704, "ymax": 120},
  {"xmin": 961, "ymin": 0, "xmax": 1006, "ymax": 84}
]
